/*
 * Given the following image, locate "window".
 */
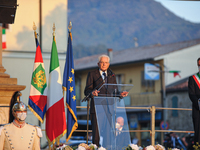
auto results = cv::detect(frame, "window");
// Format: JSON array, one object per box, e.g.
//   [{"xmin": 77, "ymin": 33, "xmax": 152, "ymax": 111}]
[
  {"xmin": 172, "ymin": 96, "xmax": 178, "ymax": 117},
  {"xmin": 141, "ymin": 71, "xmax": 155, "ymax": 93},
  {"xmin": 115, "ymin": 74, "xmax": 124, "ymax": 92},
  {"xmin": 115, "ymin": 74, "xmax": 131, "ymax": 105},
  {"xmin": 115, "ymin": 74, "xmax": 124, "ymax": 84}
]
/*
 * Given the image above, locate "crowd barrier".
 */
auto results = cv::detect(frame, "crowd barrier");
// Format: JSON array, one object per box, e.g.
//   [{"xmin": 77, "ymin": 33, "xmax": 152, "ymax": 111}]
[
  {"xmin": 1, "ymin": 105, "xmax": 193, "ymax": 147},
  {"xmin": 76, "ymin": 105, "xmax": 194, "ymax": 146}
]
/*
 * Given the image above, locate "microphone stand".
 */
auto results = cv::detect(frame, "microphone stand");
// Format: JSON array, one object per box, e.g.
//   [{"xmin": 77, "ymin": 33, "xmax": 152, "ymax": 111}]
[
  {"xmin": 82, "ymin": 72, "xmax": 112, "ymax": 102},
  {"xmin": 82, "ymin": 68, "xmax": 114, "ymax": 102},
  {"xmin": 86, "ymin": 99, "xmax": 90, "ymax": 145},
  {"xmin": 81, "ymin": 75, "xmax": 102, "ymax": 102}
]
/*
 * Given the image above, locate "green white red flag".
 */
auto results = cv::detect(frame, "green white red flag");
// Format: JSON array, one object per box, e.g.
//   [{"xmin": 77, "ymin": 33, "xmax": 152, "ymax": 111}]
[
  {"xmin": 169, "ymin": 70, "xmax": 181, "ymax": 78},
  {"xmin": 46, "ymin": 34, "xmax": 67, "ymax": 145},
  {"xmin": 2, "ymin": 28, "xmax": 6, "ymax": 49}
]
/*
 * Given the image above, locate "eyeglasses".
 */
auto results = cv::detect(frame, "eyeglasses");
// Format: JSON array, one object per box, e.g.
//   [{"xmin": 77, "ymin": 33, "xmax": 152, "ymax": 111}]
[{"xmin": 99, "ymin": 62, "xmax": 109, "ymax": 64}]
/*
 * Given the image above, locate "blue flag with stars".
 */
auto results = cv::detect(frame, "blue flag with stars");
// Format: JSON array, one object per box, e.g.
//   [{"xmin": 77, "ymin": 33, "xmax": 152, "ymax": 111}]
[{"xmin": 63, "ymin": 30, "xmax": 78, "ymax": 141}]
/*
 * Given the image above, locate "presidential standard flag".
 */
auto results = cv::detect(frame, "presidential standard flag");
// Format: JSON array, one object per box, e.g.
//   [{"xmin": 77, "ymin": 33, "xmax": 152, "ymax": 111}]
[
  {"xmin": 28, "ymin": 32, "xmax": 47, "ymax": 123},
  {"xmin": 63, "ymin": 30, "xmax": 78, "ymax": 141},
  {"xmin": 46, "ymin": 33, "xmax": 67, "ymax": 145}
]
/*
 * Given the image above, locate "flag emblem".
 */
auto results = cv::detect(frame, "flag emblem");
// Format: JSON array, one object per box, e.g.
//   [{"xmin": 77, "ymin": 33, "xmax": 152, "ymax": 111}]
[{"xmin": 32, "ymin": 64, "xmax": 47, "ymax": 93}]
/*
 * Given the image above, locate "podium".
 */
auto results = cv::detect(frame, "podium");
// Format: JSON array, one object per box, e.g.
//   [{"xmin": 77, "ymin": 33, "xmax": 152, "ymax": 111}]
[{"xmin": 94, "ymin": 84, "xmax": 133, "ymax": 150}]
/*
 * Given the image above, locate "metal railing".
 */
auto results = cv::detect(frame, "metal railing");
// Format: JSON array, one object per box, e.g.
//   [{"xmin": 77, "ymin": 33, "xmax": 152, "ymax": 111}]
[{"xmin": 76, "ymin": 105, "xmax": 194, "ymax": 146}]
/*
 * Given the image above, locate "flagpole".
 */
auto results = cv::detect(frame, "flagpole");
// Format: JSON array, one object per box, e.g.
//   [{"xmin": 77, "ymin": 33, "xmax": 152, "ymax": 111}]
[
  {"xmin": 33, "ymin": 22, "xmax": 37, "ymax": 39},
  {"xmin": 33, "ymin": 22, "xmax": 43, "ymax": 146},
  {"xmin": 32, "ymin": 24, "xmax": 40, "ymax": 133},
  {"xmin": 68, "ymin": 21, "xmax": 72, "ymax": 32},
  {"xmin": 86, "ymin": 99, "xmax": 90, "ymax": 144},
  {"xmin": 149, "ymin": 64, "xmax": 180, "ymax": 143}
]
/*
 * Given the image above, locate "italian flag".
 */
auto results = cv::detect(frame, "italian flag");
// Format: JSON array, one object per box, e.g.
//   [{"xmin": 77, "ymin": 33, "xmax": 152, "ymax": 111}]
[
  {"xmin": 2, "ymin": 28, "xmax": 6, "ymax": 49},
  {"xmin": 169, "ymin": 70, "xmax": 181, "ymax": 78},
  {"xmin": 46, "ymin": 35, "xmax": 67, "ymax": 145}
]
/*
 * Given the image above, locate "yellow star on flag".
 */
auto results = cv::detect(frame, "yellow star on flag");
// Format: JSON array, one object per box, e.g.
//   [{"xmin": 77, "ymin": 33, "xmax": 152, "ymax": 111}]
[
  {"xmin": 69, "ymin": 86, "xmax": 74, "ymax": 92},
  {"xmin": 71, "ymin": 68, "xmax": 74, "ymax": 74},
  {"xmin": 68, "ymin": 77, "xmax": 73, "ymax": 83},
  {"xmin": 72, "ymin": 95, "xmax": 76, "ymax": 101}
]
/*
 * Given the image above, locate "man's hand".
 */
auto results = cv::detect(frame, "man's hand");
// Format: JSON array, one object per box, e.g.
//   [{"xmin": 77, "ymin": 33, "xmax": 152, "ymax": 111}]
[
  {"xmin": 92, "ymin": 90, "xmax": 100, "ymax": 96},
  {"xmin": 120, "ymin": 91, "xmax": 129, "ymax": 97}
]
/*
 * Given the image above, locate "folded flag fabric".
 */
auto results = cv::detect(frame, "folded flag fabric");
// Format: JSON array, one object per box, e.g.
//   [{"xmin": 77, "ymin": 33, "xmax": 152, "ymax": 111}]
[{"xmin": 169, "ymin": 70, "xmax": 181, "ymax": 78}]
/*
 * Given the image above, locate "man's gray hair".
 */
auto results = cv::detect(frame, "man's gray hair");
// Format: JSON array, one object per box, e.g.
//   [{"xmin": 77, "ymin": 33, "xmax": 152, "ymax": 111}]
[{"xmin": 98, "ymin": 55, "xmax": 110, "ymax": 62}]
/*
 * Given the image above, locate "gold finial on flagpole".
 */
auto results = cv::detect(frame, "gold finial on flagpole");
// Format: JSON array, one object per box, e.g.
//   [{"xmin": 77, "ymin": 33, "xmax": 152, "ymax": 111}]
[
  {"xmin": 53, "ymin": 23, "xmax": 56, "ymax": 36},
  {"xmin": 68, "ymin": 21, "xmax": 72, "ymax": 32},
  {"xmin": 33, "ymin": 22, "xmax": 37, "ymax": 38}
]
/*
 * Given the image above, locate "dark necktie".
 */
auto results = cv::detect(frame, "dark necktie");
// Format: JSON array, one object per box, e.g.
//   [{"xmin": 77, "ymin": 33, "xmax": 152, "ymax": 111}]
[{"xmin": 103, "ymin": 72, "xmax": 107, "ymax": 83}]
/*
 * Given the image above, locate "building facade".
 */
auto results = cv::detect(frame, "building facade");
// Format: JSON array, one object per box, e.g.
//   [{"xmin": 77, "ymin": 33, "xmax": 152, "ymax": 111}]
[
  {"xmin": 1, "ymin": 0, "xmax": 68, "ymax": 146},
  {"xmin": 73, "ymin": 39, "xmax": 200, "ymax": 145},
  {"xmin": 2, "ymin": 39, "xmax": 200, "ymax": 146}
]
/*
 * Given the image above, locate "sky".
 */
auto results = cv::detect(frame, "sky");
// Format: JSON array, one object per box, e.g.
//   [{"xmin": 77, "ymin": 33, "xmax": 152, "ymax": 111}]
[{"xmin": 154, "ymin": 0, "xmax": 200, "ymax": 23}]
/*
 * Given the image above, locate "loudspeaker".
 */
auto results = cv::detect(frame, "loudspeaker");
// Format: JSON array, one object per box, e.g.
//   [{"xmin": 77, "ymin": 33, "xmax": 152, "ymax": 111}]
[{"xmin": 0, "ymin": 0, "xmax": 17, "ymax": 24}]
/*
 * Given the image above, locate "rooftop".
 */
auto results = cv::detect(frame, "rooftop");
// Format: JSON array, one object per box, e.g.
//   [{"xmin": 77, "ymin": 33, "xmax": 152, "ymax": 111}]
[
  {"xmin": 165, "ymin": 75, "xmax": 194, "ymax": 93},
  {"xmin": 74, "ymin": 38, "xmax": 200, "ymax": 71}
]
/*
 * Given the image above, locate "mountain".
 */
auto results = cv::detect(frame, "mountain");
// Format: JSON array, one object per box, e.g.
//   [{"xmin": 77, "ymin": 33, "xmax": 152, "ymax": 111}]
[{"xmin": 68, "ymin": 0, "xmax": 200, "ymax": 58}]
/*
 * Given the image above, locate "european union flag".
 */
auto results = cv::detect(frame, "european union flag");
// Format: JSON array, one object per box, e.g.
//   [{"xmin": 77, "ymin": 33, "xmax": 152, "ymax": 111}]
[{"xmin": 63, "ymin": 28, "xmax": 78, "ymax": 141}]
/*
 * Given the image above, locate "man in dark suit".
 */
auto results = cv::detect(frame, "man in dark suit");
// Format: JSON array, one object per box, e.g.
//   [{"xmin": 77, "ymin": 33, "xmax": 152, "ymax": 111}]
[
  {"xmin": 188, "ymin": 57, "xmax": 200, "ymax": 144},
  {"xmin": 84, "ymin": 55, "xmax": 128, "ymax": 147}
]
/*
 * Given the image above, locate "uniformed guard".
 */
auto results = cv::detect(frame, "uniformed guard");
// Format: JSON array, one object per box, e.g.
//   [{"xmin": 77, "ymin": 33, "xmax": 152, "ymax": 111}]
[{"xmin": 0, "ymin": 101, "xmax": 42, "ymax": 150}]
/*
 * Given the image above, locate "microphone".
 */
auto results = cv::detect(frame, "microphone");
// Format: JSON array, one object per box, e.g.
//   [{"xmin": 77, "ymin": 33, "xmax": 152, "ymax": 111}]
[
  {"xmin": 108, "ymin": 68, "xmax": 115, "ymax": 77},
  {"xmin": 82, "ymin": 94, "xmax": 90, "ymax": 102},
  {"xmin": 81, "ymin": 74, "xmax": 103, "ymax": 102},
  {"xmin": 82, "ymin": 69, "xmax": 115, "ymax": 102}
]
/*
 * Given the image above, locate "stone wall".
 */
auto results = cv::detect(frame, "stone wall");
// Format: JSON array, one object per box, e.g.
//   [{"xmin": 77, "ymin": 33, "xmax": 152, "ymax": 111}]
[{"xmin": 166, "ymin": 91, "xmax": 193, "ymax": 137}]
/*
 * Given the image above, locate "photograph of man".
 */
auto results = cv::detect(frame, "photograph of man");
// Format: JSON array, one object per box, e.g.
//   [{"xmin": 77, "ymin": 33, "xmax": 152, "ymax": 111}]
[{"xmin": 116, "ymin": 116, "xmax": 130, "ymax": 150}]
